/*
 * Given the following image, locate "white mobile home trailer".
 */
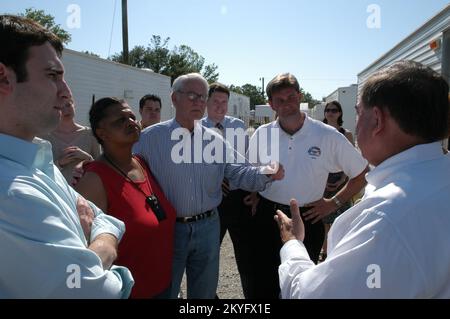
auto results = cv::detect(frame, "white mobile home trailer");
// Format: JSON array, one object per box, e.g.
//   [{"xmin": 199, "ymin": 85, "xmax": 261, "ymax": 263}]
[
  {"xmin": 228, "ymin": 93, "xmax": 251, "ymax": 126},
  {"xmin": 357, "ymin": 4, "xmax": 450, "ymax": 148},
  {"xmin": 254, "ymin": 104, "xmax": 276, "ymax": 125},
  {"xmin": 324, "ymin": 84, "xmax": 358, "ymax": 135},
  {"xmin": 311, "ymin": 102, "xmax": 326, "ymax": 122},
  {"xmin": 61, "ymin": 49, "xmax": 173, "ymax": 126},
  {"xmin": 357, "ymin": 4, "xmax": 450, "ymax": 95}
]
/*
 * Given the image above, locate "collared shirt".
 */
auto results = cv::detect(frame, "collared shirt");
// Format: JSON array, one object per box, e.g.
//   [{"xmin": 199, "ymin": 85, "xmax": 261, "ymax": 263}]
[
  {"xmin": 0, "ymin": 134, "xmax": 133, "ymax": 298},
  {"xmin": 279, "ymin": 142, "xmax": 450, "ymax": 298},
  {"xmin": 202, "ymin": 115, "xmax": 248, "ymax": 150},
  {"xmin": 133, "ymin": 119, "xmax": 271, "ymax": 217},
  {"xmin": 249, "ymin": 115, "xmax": 367, "ymax": 205}
]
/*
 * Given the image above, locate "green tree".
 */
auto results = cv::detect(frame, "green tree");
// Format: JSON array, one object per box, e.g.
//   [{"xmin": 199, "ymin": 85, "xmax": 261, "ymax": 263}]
[
  {"xmin": 111, "ymin": 35, "xmax": 218, "ymax": 83},
  {"xmin": 300, "ymin": 90, "xmax": 320, "ymax": 108},
  {"xmin": 230, "ymin": 83, "xmax": 318, "ymax": 109},
  {"xmin": 82, "ymin": 51, "xmax": 100, "ymax": 58},
  {"xmin": 20, "ymin": 8, "xmax": 71, "ymax": 44},
  {"xmin": 230, "ymin": 84, "xmax": 265, "ymax": 109}
]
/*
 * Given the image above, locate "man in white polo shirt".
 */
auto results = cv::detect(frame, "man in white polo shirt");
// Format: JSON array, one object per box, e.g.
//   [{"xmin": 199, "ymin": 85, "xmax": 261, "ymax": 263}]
[{"xmin": 246, "ymin": 73, "xmax": 368, "ymax": 298}]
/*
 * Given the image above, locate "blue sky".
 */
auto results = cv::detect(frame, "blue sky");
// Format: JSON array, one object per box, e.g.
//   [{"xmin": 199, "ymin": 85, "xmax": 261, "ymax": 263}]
[{"xmin": 2, "ymin": 0, "xmax": 449, "ymax": 99}]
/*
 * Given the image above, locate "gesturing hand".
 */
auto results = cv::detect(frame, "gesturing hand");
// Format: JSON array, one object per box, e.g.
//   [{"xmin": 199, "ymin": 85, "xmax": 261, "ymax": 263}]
[{"xmin": 274, "ymin": 198, "xmax": 305, "ymax": 243}]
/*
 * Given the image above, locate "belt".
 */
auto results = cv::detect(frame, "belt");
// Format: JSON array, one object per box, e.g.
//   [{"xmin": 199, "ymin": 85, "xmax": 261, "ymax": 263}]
[
  {"xmin": 176, "ymin": 210, "xmax": 215, "ymax": 223},
  {"xmin": 260, "ymin": 196, "xmax": 311, "ymax": 215}
]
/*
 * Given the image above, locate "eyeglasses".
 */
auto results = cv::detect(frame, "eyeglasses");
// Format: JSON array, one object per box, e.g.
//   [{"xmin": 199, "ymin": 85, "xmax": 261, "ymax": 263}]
[
  {"xmin": 177, "ymin": 91, "xmax": 207, "ymax": 102},
  {"xmin": 325, "ymin": 108, "xmax": 339, "ymax": 114}
]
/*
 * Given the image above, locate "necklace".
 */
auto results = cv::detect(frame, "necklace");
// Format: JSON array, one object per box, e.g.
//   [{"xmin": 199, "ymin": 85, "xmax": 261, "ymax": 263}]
[{"xmin": 103, "ymin": 153, "xmax": 166, "ymax": 222}]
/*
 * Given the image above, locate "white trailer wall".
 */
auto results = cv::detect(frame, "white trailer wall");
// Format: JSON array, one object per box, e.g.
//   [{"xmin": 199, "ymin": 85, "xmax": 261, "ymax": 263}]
[
  {"xmin": 357, "ymin": 4, "xmax": 450, "ymax": 148},
  {"xmin": 357, "ymin": 5, "xmax": 450, "ymax": 94},
  {"xmin": 324, "ymin": 85, "xmax": 358, "ymax": 135},
  {"xmin": 62, "ymin": 49, "xmax": 173, "ymax": 126},
  {"xmin": 228, "ymin": 92, "xmax": 251, "ymax": 126}
]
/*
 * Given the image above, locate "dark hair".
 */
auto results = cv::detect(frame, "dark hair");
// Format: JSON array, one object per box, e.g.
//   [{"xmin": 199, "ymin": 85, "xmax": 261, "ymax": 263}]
[
  {"xmin": 361, "ymin": 60, "xmax": 449, "ymax": 142},
  {"xmin": 266, "ymin": 73, "xmax": 300, "ymax": 100},
  {"xmin": 323, "ymin": 100, "xmax": 344, "ymax": 126},
  {"xmin": 89, "ymin": 97, "xmax": 125, "ymax": 144},
  {"xmin": 0, "ymin": 15, "xmax": 63, "ymax": 82},
  {"xmin": 139, "ymin": 94, "xmax": 161, "ymax": 110},
  {"xmin": 208, "ymin": 82, "xmax": 230, "ymax": 98}
]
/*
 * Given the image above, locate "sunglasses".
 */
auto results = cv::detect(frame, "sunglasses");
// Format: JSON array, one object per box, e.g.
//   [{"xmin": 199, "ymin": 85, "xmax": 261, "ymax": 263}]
[{"xmin": 325, "ymin": 109, "xmax": 340, "ymax": 114}]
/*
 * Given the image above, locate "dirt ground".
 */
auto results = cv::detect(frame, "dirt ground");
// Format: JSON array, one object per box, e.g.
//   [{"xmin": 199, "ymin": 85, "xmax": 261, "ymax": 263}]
[{"xmin": 180, "ymin": 231, "xmax": 244, "ymax": 299}]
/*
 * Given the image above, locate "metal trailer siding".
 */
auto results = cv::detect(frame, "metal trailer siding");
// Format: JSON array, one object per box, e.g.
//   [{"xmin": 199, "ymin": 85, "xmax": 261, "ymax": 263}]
[
  {"xmin": 61, "ymin": 49, "xmax": 173, "ymax": 127},
  {"xmin": 228, "ymin": 92, "xmax": 251, "ymax": 126},
  {"xmin": 357, "ymin": 5, "xmax": 450, "ymax": 97},
  {"xmin": 324, "ymin": 85, "xmax": 358, "ymax": 135}
]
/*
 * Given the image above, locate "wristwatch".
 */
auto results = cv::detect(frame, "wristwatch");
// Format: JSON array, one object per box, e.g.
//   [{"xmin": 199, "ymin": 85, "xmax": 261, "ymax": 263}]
[{"xmin": 332, "ymin": 195, "xmax": 342, "ymax": 208}]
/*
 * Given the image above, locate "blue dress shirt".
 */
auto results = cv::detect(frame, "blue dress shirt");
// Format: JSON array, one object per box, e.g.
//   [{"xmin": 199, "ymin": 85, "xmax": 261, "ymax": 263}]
[
  {"xmin": 0, "ymin": 134, "xmax": 133, "ymax": 298},
  {"xmin": 134, "ymin": 119, "xmax": 270, "ymax": 217}
]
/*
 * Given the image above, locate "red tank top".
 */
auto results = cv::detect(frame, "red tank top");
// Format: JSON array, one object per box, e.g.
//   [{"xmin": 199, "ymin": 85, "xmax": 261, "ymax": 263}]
[{"xmin": 85, "ymin": 156, "xmax": 176, "ymax": 298}]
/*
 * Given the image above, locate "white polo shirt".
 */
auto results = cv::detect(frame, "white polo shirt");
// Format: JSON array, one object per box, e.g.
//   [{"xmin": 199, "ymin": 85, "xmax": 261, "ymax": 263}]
[{"xmin": 248, "ymin": 114, "xmax": 367, "ymax": 205}]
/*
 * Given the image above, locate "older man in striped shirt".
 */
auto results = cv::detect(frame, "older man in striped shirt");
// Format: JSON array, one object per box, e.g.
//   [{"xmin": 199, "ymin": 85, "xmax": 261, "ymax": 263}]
[{"xmin": 133, "ymin": 73, "xmax": 283, "ymax": 299}]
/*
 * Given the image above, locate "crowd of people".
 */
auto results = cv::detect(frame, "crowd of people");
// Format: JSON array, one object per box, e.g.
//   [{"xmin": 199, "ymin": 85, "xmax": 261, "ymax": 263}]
[{"xmin": 1, "ymin": 14, "xmax": 449, "ymax": 299}]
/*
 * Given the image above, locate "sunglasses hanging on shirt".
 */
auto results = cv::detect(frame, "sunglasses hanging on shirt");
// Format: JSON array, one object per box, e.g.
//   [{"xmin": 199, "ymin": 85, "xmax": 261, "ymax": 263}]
[{"xmin": 103, "ymin": 154, "xmax": 167, "ymax": 222}]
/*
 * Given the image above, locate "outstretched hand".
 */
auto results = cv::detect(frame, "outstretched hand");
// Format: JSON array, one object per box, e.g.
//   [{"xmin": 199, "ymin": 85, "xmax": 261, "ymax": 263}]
[{"xmin": 274, "ymin": 198, "xmax": 305, "ymax": 243}]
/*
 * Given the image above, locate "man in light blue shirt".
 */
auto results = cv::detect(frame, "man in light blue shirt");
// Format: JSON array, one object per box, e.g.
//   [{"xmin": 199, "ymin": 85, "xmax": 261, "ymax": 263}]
[
  {"xmin": 0, "ymin": 15, "xmax": 133, "ymax": 298},
  {"xmin": 133, "ymin": 73, "xmax": 284, "ymax": 299}
]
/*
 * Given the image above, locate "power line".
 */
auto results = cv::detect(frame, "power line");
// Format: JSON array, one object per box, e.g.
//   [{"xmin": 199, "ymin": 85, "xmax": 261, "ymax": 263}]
[{"xmin": 108, "ymin": 0, "xmax": 117, "ymax": 58}]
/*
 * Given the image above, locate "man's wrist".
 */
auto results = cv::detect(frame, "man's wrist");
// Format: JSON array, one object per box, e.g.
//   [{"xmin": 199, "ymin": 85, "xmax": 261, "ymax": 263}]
[{"xmin": 331, "ymin": 195, "xmax": 343, "ymax": 208}]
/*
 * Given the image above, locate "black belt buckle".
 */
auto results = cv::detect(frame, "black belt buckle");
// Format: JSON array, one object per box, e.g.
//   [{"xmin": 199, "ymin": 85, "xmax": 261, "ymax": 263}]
[{"xmin": 177, "ymin": 210, "xmax": 213, "ymax": 223}]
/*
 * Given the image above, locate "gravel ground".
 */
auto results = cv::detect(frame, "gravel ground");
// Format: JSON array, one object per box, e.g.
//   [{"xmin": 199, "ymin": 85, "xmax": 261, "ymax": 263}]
[{"xmin": 180, "ymin": 231, "xmax": 244, "ymax": 299}]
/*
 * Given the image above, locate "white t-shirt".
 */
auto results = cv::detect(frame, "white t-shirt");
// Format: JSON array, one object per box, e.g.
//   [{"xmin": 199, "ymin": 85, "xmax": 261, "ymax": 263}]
[
  {"xmin": 279, "ymin": 142, "xmax": 450, "ymax": 298},
  {"xmin": 248, "ymin": 115, "xmax": 367, "ymax": 205}
]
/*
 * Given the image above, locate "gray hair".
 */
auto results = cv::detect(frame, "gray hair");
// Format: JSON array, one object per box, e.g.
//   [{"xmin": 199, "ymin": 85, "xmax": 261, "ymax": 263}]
[{"xmin": 172, "ymin": 73, "xmax": 209, "ymax": 93}]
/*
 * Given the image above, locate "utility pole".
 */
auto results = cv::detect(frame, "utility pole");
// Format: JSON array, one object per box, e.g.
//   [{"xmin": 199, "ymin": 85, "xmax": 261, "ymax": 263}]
[
  {"xmin": 259, "ymin": 77, "xmax": 265, "ymax": 98},
  {"xmin": 121, "ymin": 0, "xmax": 129, "ymax": 64}
]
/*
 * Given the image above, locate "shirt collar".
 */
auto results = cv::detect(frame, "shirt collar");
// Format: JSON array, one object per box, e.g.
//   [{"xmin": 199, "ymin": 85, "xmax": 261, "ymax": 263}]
[
  {"xmin": 0, "ymin": 134, "xmax": 55, "ymax": 177},
  {"xmin": 170, "ymin": 118, "xmax": 204, "ymax": 137},
  {"xmin": 274, "ymin": 112, "xmax": 310, "ymax": 137},
  {"xmin": 204, "ymin": 116, "xmax": 225, "ymax": 128},
  {"xmin": 0, "ymin": 133, "xmax": 39, "ymax": 169},
  {"xmin": 366, "ymin": 142, "xmax": 444, "ymax": 188}
]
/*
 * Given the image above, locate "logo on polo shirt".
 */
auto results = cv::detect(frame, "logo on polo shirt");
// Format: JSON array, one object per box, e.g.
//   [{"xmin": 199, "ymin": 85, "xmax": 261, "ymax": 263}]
[{"xmin": 308, "ymin": 146, "xmax": 321, "ymax": 158}]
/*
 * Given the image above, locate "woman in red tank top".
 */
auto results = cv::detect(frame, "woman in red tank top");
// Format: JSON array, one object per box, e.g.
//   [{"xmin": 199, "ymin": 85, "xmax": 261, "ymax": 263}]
[{"xmin": 75, "ymin": 97, "xmax": 176, "ymax": 298}]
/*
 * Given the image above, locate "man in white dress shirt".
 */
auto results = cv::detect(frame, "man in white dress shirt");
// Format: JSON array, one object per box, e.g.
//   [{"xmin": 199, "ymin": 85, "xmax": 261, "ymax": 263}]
[{"xmin": 276, "ymin": 61, "xmax": 450, "ymax": 298}]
